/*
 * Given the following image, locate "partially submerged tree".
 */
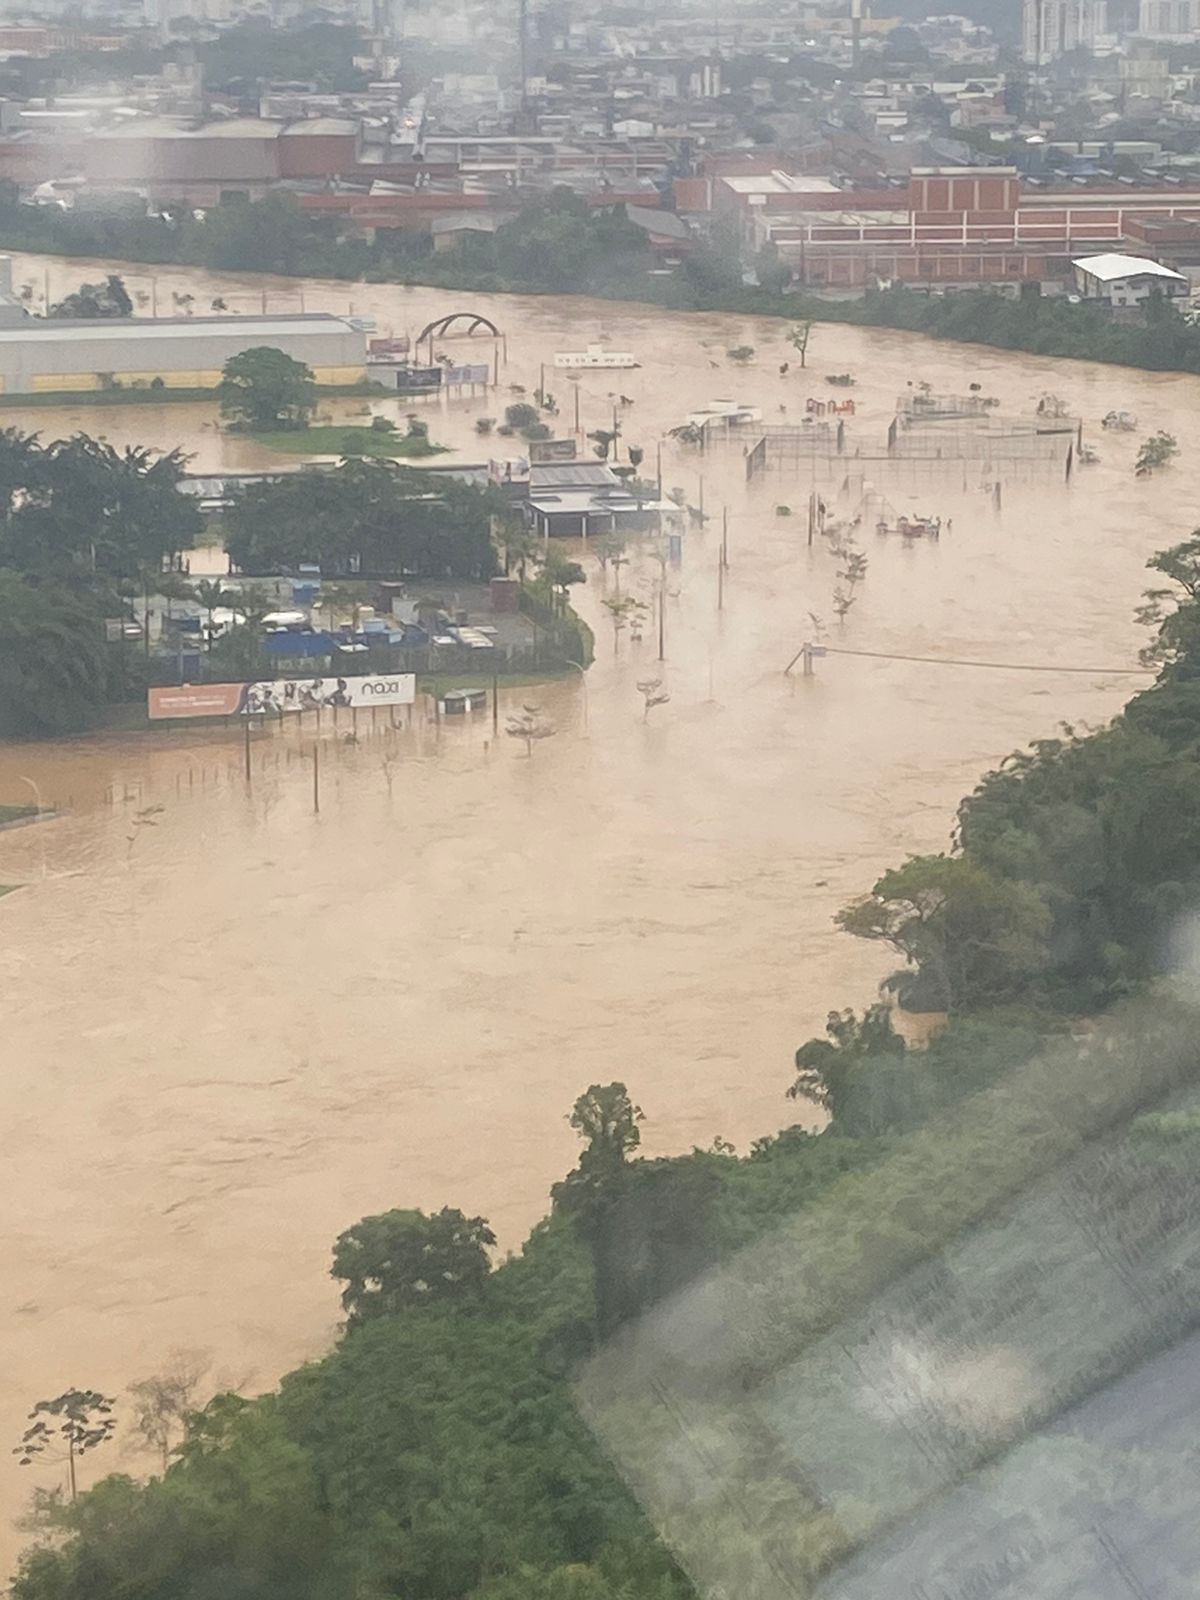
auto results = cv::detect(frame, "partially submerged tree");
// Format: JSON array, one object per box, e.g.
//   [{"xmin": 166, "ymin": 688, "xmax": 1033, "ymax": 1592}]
[
  {"xmin": 832, "ymin": 543, "xmax": 868, "ymax": 622},
  {"xmin": 504, "ymin": 402, "xmax": 539, "ymax": 431},
  {"xmin": 1135, "ymin": 430, "xmax": 1179, "ymax": 477},
  {"xmin": 636, "ymin": 677, "xmax": 670, "ymax": 721},
  {"xmin": 506, "ymin": 704, "xmax": 556, "ymax": 755},
  {"xmin": 219, "ymin": 346, "xmax": 316, "ymax": 432},
  {"xmin": 601, "ymin": 593, "xmax": 646, "ymax": 651},
  {"xmin": 538, "ymin": 545, "xmax": 586, "ymax": 611},
  {"xmin": 48, "ymin": 275, "xmax": 132, "ymax": 320},
  {"xmin": 789, "ymin": 321, "xmax": 813, "ymax": 367}
]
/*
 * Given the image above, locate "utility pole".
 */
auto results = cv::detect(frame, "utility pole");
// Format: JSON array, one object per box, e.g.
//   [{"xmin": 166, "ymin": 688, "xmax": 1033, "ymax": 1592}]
[
  {"xmin": 312, "ymin": 743, "xmax": 320, "ymax": 813},
  {"xmin": 656, "ymin": 439, "xmax": 663, "ymax": 497},
  {"xmin": 243, "ymin": 718, "xmax": 251, "ymax": 784},
  {"xmin": 657, "ymin": 581, "xmax": 665, "ymax": 660},
  {"xmin": 721, "ymin": 506, "xmax": 729, "ymax": 569},
  {"xmin": 518, "ymin": 0, "xmax": 528, "ymax": 130},
  {"xmin": 717, "ymin": 554, "xmax": 724, "ymax": 610}
]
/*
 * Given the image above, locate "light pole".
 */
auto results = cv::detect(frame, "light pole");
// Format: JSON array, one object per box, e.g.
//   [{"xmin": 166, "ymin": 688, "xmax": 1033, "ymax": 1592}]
[
  {"xmin": 557, "ymin": 657, "xmax": 589, "ymax": 731},
  {"xmin": 19, "ymin": 774, "xmax": 47, "ymax": 878}
]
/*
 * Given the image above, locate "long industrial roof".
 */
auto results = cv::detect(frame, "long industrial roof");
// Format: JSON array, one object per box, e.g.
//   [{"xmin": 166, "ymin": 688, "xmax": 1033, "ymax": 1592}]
[
  {"xmin": 91, "ymin": 117, "xmax": 284, "ymax": 141},
  {"xmin": 0, "ymin": 314, "xmax": 359, "ymax": 344}
]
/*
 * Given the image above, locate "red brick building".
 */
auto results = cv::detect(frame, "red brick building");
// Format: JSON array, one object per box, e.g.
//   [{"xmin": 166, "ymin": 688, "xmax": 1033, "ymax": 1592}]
[{"xmin": 713, "ymin": 165, "xmax": 1200, "ymax": 288}]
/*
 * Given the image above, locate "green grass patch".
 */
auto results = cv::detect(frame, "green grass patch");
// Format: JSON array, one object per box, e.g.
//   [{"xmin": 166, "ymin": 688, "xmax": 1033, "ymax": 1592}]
[
  {"xmin": 0, "ymin": 803, "xmax": 37, "ymax": 824},
  {"xmin": 254, "ymin": 425, "xmax": 448, "ymax": 459}
]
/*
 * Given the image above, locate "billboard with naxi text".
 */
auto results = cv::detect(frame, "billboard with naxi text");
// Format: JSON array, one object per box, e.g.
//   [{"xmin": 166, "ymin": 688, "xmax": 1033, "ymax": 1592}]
[{"xmin": 148, "ymin": 674, "xmax": 416, "ymax": 720}]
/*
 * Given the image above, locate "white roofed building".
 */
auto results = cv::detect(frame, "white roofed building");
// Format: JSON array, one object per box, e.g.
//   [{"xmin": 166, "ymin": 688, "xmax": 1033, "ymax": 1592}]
[
  {"xmin": 1072, "ymin": 253, "xmax": 1188, "ymax": 307},
  {"xmin": 0, "ymin": 312, "xmax": 368, "ymax": 396}
]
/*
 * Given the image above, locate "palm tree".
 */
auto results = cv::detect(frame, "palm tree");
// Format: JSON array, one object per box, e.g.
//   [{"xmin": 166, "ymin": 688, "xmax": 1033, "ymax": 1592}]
[
  {"xmin": 497, "ymin": 521, "xmax": 540, "ymax": 583},
  {"xmin": 318, "ymin": 583, "xmax": 365, "ymax": 633},
  {"xmin": 210, "ymin": 585, "xmax": 272, "ymax": 677},
  {"xmin": 193, "ymin": 578, "xmax": 231, "ymax": 650},
  {"xmin": 537, "ymin": 546, "xmax": 586, "ymax": 614}
]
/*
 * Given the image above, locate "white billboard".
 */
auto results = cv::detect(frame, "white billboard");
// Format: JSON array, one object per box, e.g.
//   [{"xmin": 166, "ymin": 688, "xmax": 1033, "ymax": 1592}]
[{"xmin": 149, "ymin": 673, "xmax": 417, "ymax": 720}]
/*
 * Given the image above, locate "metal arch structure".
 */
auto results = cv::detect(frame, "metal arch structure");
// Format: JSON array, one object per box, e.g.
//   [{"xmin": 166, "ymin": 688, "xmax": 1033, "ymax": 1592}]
[
  {"xmin": 415, "ymin": 311, "xmax": 503, "ymax": 359},
  {"xmin": 416, "ymin": 311, "xmax": 501, "ymax": 343}
]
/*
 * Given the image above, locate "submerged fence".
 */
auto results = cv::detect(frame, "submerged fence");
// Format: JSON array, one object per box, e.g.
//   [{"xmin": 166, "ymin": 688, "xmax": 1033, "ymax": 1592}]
[{"xmin": 745, "ymin": 408, "xmax": 1078, "ymax": 488}]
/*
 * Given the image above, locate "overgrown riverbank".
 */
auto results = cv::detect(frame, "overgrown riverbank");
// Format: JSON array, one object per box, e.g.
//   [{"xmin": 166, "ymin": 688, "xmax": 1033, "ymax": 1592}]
[
  {"xmin": 13, "ymin": 519, "xmax": 1200, "ymax": 1600},
  {"xmin": 4, "ymin": 189, "xmax": 1200, "ymax": 378}
]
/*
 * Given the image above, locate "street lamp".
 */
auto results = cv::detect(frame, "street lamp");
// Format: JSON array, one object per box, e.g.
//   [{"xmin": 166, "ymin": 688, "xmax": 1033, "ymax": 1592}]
[{"xmin": 556, "ymin": 657, "xmax": 589, "ymax": 732}]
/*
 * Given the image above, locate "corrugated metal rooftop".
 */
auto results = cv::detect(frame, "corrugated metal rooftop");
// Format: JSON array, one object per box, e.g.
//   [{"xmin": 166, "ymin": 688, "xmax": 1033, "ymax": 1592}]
[{"xmin": 0, "ymin": 314, "xmax": 358, "ymax": 344}]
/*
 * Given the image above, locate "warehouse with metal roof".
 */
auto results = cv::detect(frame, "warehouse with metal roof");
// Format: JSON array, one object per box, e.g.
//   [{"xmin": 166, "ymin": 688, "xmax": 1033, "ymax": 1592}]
[{"xmin": 0, "ymin": 312, "xmax": 368, "ymax": 395}]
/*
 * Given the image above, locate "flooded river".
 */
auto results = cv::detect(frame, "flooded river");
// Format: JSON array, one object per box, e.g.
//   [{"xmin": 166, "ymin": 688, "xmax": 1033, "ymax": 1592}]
[{"xmin": 0, "ymin": 252, "xmax": 1191, "ymax": 1566}]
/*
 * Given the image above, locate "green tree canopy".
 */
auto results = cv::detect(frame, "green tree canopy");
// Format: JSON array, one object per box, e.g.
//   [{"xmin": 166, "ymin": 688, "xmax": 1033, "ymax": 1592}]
[
  {"xmin": 836, "ymin": 854, "xmax": 1051, "ymax": 1011},
  {"xmin": 223, "ymin": 458, "xmax": 500, "ymax": 580},
  {"xmin": 219, "ymin": 346, "xmax": 316, "ymax": 433},
  {"xmin": 48, "ymin": 275, "xmax": 132, "ymax": 319},
  {"xmin": 0, "ymin": 571, "xmax": 108, "ymax": 736},
  {"xmin": 553, "ymin": 1083, "xmax": 643, "ymax": 1211},
  {"xmin": 331, "ymin": 1206, "xmax": 497, "ymax": 1324},
  {"xmin": 1136, "ymin": 532, "xmax": 1200, "ymax": 680},
  {"xmin": 0, "ymin": 431, "xmax": 198, "ymax": 580}
]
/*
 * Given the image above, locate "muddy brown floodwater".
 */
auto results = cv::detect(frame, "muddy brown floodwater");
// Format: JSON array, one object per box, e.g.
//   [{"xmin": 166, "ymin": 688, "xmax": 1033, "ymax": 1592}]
[{"xmin": 0, "ymin": 251, "xmax": 1192, "ymax": 1571}]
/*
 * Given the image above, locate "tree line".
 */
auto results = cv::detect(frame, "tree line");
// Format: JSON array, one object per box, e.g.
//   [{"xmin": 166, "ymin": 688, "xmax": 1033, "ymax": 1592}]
[
  {"xmin": 7, "ymin": 185, "xmax": 1200, "ymax": 376},
  {"xmin": 0, "ymin": 427, "xmax": 538, "ymax": 736},
  {"xmin": 224, "ymin": 457, "xmax": 501, "ymax": 581},
  {"xmin": 788, "ymin": 530, "xmax": 1200, "ymax": 1132}
]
